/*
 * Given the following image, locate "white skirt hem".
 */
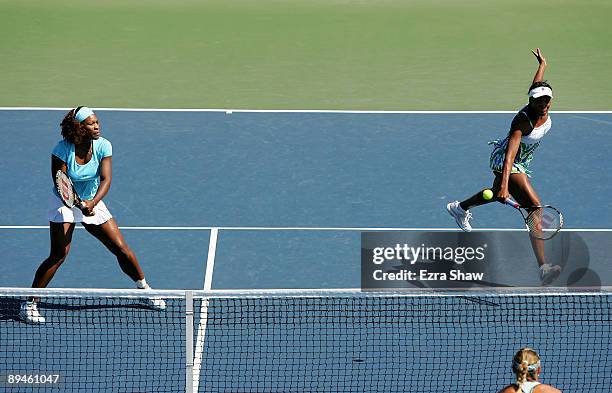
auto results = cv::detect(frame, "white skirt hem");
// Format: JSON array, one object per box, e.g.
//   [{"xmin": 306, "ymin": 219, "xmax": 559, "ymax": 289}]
[{"xmin": 47, "ymin": 192, "xmax": 113, "ymax": 225}]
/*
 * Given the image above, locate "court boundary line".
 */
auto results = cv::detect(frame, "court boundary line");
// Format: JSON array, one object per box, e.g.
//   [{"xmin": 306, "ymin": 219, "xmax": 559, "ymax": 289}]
[
  {"xmin": 1, "ymin": 225, "xmax": 610, "ymax": 231},
  {"xmin": 192, "ymin": 228, "xmax": 218, "ymax": 393},
  {"xmin": 203, "ymin": 228, "xmax": 218, "ymax": 289},
  {"xmin": 0, "ymin": 107, "xmax": 611, "ymax": 114}
]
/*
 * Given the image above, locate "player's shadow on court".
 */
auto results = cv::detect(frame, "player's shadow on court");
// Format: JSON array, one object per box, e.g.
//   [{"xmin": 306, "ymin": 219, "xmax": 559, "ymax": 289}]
[{"xmin": 0, "ymin": 298, "xmax": 155, "ymax": 322}]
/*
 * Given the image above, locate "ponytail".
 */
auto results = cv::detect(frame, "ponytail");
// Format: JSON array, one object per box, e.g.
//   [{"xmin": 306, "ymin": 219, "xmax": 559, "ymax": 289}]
[
  {"xmin": 511, "ymin": 348, "xmax": 541, "ymax": 392},
  {"xmin": 514, "ymin": 360, "xmax": 529, "ymax": 392}
]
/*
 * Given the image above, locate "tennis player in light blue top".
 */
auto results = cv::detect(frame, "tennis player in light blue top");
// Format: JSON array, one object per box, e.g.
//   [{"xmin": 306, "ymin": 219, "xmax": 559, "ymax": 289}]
[
  {"xmin": 51, "ymin": 131, "xmax": 112, "ymax": 202},
  {"xmin": 20, "ymin": 107, "xmax": 165, "ymax": 324}
]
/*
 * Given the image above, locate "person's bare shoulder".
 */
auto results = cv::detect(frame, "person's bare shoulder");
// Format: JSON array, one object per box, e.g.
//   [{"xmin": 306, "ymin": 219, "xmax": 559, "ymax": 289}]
[
  {"xmin": 497, "ymin": 385, "xmax": 517, "ymax": 393},
  {"xmin": 535, "ymin": 384, "xmax": 562, "ymax": 393}
]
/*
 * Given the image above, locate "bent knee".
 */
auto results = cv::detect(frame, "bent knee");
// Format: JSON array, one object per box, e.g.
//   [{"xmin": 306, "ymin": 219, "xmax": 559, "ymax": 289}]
[{"xmin": 49, "ymin": 245, "xmax": 71, "ymax": 262}]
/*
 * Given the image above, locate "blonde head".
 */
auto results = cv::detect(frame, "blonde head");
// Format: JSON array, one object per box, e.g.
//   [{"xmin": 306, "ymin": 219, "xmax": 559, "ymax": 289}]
[{"xmin": 512, "ymin": 348, "xmax": 541, "ymax": 392}]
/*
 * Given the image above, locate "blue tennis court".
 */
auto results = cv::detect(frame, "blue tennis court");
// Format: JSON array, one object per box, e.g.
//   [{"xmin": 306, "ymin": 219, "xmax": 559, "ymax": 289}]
[
  {"xmin": 1, "ymin": 109, "xmax": 611, "ymax": 392},
  {"xmin": 1, "ymin": 109, "xmax": 611, "ymax": 289}
]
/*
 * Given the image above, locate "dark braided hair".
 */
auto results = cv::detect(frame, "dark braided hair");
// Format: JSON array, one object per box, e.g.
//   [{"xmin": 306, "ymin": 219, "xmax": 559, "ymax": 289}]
[
  {"xmin": 60, "ymin": 106, "xmax": 89, "ymax": 145},
  {"xmin": 528, "ymin": 80, "xmax": 552, "ymax": 95}
]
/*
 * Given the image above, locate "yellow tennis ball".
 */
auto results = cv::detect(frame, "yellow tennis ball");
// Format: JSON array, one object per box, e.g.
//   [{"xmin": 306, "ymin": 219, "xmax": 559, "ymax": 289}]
[{"xmin": 482, "ymin": 189, "xmax": 494, "ymax": 200}]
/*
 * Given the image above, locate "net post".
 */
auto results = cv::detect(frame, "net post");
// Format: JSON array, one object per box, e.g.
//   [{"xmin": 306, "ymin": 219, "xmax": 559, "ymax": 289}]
[{"xmin": 185, "ymin": 291, "xmax": 194, "ymax": 393}]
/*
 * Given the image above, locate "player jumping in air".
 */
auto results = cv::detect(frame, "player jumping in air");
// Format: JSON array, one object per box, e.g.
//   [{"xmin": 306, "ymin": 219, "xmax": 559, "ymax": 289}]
[{"xmin": 446, "ymin": 49, "xmax": 561, "ymax": 285}]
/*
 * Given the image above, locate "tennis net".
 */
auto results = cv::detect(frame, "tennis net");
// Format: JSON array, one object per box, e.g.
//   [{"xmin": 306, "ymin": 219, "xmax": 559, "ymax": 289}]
[{"xmin": 1, "ymin": 287, "xmax": 611, "ymax": 392}]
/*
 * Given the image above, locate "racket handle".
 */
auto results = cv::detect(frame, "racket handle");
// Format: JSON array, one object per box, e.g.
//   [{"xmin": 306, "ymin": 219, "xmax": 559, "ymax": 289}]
[{"xmin": 504, "ymin": 199, "xmax": 520, "ymax": 209}]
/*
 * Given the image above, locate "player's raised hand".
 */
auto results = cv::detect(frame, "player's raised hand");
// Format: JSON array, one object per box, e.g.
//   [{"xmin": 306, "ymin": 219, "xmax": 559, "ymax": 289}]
[{"xmin": 531, "ymin": 48, "xmax": 547, "ymax": 67}]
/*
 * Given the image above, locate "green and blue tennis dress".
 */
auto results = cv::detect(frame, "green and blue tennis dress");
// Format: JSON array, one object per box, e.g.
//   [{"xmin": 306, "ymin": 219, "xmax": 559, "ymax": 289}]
[{"xmin": 489, "ymin": 107, "xmax": 551, "ymax": 177}]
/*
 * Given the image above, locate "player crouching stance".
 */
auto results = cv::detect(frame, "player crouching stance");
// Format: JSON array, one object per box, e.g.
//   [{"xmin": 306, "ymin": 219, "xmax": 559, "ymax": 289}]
[{"xmin": 20, "ymin": 107, "xmax": 165, "ymax": 324}]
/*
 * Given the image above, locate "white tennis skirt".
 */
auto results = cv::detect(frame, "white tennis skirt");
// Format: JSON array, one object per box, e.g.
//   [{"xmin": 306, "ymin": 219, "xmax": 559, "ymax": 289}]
[{"xmin": 47, "ymin": 192, "xmax": 113, "ymax": 225}]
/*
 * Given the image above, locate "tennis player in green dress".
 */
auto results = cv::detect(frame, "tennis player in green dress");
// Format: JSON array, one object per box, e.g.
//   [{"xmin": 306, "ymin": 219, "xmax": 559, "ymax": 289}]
[{"xmin": 447, "ymin": 48, "xmax": 561, "ymax": 285}]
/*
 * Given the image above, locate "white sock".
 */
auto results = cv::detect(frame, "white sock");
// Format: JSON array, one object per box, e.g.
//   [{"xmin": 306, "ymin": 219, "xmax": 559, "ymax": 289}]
[{"xmin": 136, "ymin": 278, "xmax": 149, "ymax": 289}]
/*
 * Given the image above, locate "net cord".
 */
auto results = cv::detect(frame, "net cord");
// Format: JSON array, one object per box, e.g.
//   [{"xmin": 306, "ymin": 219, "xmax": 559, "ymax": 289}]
[{"xmin": 1, "ymin": 286, "xmax": 611, "ymax": 299}]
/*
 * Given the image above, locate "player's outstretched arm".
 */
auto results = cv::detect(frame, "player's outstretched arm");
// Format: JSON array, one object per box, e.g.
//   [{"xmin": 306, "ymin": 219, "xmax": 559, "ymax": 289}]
[
  {"xmin": 496, "ymin": 127, "xmax": 523, "ymax": 201},
  {"xmin": 531, "ymin": 48, "xmax": 547, "ymax": 84}
]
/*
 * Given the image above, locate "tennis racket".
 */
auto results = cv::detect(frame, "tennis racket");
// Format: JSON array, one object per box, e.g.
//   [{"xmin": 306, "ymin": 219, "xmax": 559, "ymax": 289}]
[
  {"xmin": 55, "ymin": 170, "xmax": 83, "ymax": 209},
  {"xmin": 504, "ymin": 198, "xmax": 563, "ymax": 240}
]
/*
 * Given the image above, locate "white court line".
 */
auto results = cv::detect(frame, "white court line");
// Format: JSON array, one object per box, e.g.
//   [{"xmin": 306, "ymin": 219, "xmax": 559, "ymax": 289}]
[
  {"xmin": 1, "ymin": 225, "xmax": 610, "ymax": 231},
  {"xmin": 203, "ymin": 228, "xmax": 218, "ymax": 290},
  {"xmin": 193, "ymin": 228, "xmax": 218, "ymax": 393},
  {"xmin": 570, "ymin": 115, "xmax": 612, "ymax": 125},
  {"xmin": 0, "ymin": 107, "xmax": 611, "ymax": 114}
]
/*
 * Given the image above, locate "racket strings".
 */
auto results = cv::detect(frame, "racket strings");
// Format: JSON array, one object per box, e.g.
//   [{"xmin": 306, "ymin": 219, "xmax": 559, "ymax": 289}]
[
  {"xmin": 56, "ymin": 172, "xmax": 75, "ymax": 207},
  {"xmin": 526, "ymin": 207, "xmax": 562, "ymax": 240}
]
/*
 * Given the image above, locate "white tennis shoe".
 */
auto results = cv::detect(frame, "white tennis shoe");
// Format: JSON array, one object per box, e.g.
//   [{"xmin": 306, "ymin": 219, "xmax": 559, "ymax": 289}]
[
  {"xmin": 540, "ymin": 264, "xmax": 562, "ymax": 286},
  {"xmin": 19, "ymin": 301, "xmax": 46, "ymax": 324},
  {"xmin": 447, "ymin": 201, "xmax": 473, "ymax": 232},
  {"xmin": 139, "ymin": 289, "xmax": 167, "ymax": 311}
]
